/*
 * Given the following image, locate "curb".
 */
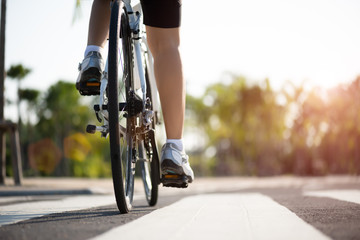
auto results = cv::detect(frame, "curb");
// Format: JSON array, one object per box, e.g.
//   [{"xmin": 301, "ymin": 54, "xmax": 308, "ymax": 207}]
[{"xmin": 0, "ymin": 189, "xmax": 95, "ymax": 197}]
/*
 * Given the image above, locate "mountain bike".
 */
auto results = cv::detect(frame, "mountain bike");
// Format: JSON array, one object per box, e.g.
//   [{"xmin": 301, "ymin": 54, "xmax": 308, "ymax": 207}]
[{"xmin": 86, "ymin": 0, "xmax": 161, "ymax": 214}]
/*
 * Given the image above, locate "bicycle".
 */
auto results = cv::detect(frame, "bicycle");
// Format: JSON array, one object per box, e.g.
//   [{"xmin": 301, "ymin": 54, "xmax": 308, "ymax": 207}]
[
  {"xmin": 85, "ymin": 0, "xmax": 161, "ymax": 214},
  {"xmin": 85, "ymin": 0, "xmax": 190, "ymax": 214}
]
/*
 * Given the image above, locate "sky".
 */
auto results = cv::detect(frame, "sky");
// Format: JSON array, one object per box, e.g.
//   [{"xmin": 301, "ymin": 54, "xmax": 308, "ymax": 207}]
[{"xmin": 3, "ymin": 0, "xmax": 360, "ymax": 121}]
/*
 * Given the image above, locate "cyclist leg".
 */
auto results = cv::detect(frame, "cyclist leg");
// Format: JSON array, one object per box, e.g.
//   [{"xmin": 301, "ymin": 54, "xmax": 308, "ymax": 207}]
[
  {"xmin": 146, "ymin": 27, "xmax": 194, "ymax": 184},
  {"xmin": 146, "ymin": 27, "xmax": 184, "ymax": 141},
  {"xmin": 87, "ymin": 0, "xmax": 111, "ymax": 48},
  {"xmin": 76, "ymin": 0, "xmax": 111, "ymax": 95},
  {"xmin": 141, "ymin": 0, "xmax": 184, "ymax": 141},
  {"xmin": 142, "ymin": 0, "xmax": 194, "ymax": 185}
]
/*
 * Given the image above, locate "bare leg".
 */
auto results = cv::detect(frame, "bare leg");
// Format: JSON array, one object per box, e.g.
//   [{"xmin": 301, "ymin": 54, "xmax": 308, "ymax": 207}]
[
  {"xmin": 146, "ymin": 26, "xmax": 185, "ymax": 140},
  {"xmin": 87, "ymin": 0, "xmax": 111, "ymax": 47}
]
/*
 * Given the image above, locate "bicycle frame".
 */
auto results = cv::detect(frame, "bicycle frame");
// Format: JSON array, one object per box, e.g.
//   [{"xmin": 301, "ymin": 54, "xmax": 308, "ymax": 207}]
[{"xmin": 96, "ymin": 0, "xmax": 160, "ymax": 137}]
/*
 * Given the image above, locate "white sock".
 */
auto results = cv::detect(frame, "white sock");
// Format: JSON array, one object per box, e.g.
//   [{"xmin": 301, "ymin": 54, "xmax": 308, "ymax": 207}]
[
  {"xmin": 84, "ymin": 45, "xmax": 104, "ymax": 57},
  {"xmin": 166, "ymin": 139, "xmax": 184, "ymax": 152}
]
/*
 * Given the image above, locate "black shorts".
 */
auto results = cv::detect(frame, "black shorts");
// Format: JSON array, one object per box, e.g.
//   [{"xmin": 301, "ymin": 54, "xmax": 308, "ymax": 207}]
[{"xmin": 140, "ymin": 0, "xmax": 181, "ymax": 28}]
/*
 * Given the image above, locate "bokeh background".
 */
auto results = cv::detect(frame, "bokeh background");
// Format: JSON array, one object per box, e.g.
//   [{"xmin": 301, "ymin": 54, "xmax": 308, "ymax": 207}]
[{"xmin": 2, "ymin": 0, "xmax": 360, "ymax": 177}]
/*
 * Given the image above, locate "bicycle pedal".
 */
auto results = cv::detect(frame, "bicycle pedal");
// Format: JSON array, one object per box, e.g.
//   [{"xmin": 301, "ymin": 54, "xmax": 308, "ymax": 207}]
[
  {"xmin": 76, "ymin": 80, "xmax": 101, "ymax": 96},
  {"xmin": 76, "ymin": 76, "xmax": 100, "ymax": 96},
  {"xmin": 86, "ymin": 124, "xmax": 97, "ymax": 134},
  {"xmin": 161, "ymin": 174, "xmax": 189, "ymax": 188}
]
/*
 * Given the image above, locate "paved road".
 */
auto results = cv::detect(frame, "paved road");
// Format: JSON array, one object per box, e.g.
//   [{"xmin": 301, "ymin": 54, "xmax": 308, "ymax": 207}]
[{"xmin": 0, "ymin": 176, "xmax": 359, "ymax": 240}]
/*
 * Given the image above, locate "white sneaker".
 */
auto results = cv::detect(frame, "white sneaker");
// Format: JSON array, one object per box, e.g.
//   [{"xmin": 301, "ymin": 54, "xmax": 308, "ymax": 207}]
[{"xmin": 160, "ymin": 143, "xmax": 194, "ymax": 183}]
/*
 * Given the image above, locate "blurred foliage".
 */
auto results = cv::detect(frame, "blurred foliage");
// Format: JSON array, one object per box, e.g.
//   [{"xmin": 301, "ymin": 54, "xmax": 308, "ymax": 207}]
[
  {"xmin": 5, "ymin": 66, "xmax": 360, "ymax": 177},
  {"xmin": 187, "ymin": 75, "xmax": 360, "ymax": 176},
  {"xmin": 69, "ymin": 133, "xmax": 111, "ymax": 178},
  {"xmin": 7, "ymin": 64, "xmax": 31, "ymax": 80},
  {"xmin": 28, "ymin": 138, "xmax": 62, "ymax": 175},
  {"xmin": 5, "ymin": 76, "xmax": 111, "ymax": 177},
  {"xmin": 19, "ymin": 89, "xmax": 40, "ymax": 103}
]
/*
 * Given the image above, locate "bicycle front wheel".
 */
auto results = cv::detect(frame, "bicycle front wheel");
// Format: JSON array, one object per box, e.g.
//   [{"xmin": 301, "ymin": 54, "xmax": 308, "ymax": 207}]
[{"xmin": 108, "ymin": 0, "xmax": 134, "ymax": 214}]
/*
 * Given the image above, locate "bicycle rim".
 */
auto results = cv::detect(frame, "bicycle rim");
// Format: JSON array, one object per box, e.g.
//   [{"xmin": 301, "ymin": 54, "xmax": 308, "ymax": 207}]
[
  {"xmin": 108, "ymin": 0, "xmax": 134, "ymax": 214},
  {"xmin": 139, "ymin": 137, "xmax": 158, "ymax": 206}
]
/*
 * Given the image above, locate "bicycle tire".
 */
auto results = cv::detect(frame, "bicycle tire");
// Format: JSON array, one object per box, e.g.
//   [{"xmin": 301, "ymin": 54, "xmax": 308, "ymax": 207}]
[
  {"xmin": 108, "ymin": 0, "xmax": 134, "ymax": 214},
  {"xmin": 139, "ymin": 67, "xmax": 160, "ymax": 206}
]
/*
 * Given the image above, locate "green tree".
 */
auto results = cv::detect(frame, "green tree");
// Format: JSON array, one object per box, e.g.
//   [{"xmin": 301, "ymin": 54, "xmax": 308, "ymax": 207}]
[
  {"xmin": 187, "ymin": 76, "xmax": 287, "ymax": 176},
  {"xmin": 18, "ymin": 88, "xmax": 40, "ymax": 172},
  {"xmin": 19, "ymin": 88, "xmax": 40, "ymax": 124},
  {"xmin": 6, "ymin": 64, "xmax": 31, "ymax": 125},
  {"xmin": 36, "ymin": 81, "xmax": 92, "ymax": 175},
  {"xmin": 288, "ymin": 86, "xmax": 327, "ymax": 175},
  {"xmin": 282, "ymin": 77, "xmax": 360, "ymax": 175},
  {"xmin": 317, "ymin": 77, "xmax": 360, "ymax": 174}
]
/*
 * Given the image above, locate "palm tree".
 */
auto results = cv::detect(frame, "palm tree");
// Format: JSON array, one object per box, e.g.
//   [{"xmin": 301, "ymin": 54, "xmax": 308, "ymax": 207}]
[
  {"xmin": 7, "ymin": 64, "xmax": 31, "ymax": 125},
  {"xmin": 19, "ymin": 88, "xmax": 40, "ymax": 125}
]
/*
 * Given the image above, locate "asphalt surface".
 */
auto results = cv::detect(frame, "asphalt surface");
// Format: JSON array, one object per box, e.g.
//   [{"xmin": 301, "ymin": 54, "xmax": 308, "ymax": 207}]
[{"xmin": 0, "ymin": 176, "xmax": 359, "ymax": 240}]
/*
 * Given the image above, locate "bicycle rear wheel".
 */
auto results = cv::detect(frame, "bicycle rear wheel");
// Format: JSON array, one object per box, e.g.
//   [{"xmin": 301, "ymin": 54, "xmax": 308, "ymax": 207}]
[
  {"xmin": 108, "ymin": 0, "xmax": 134, "ymax": 214},
  {"xmin": 139, "ymin": 138, "xmax": 160, "ymax": 205},
  {"xmin": 139, "ymin": 66, "xmax": 160, "ymax": 206}
]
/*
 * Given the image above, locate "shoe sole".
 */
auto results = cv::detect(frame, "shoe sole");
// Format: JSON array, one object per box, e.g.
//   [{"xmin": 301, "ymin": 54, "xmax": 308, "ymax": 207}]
[
  {"xmin": 76, "ymin": 67, "xmax": 101, "ymax": 96},
  {"xmin": 161, "ymin": 159, "xmax": 193, "ymax": 183},
  {"xmin": 161, "ymin": 174, "xmax": 189, "ymax": 188}
]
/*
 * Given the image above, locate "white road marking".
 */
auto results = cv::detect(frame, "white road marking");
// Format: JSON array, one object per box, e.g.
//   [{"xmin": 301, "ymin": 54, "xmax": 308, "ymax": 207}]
[
  {"xmin": 90, "ymin": 193, "xmax": 331, "ymax": 240},
  {"xmin": 0, "ymin": 195, "xmax": 116, "ymax": 227},
  {"xmin": 304, "ymin": 189, "xmax": 360, "ymax": 205}
]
